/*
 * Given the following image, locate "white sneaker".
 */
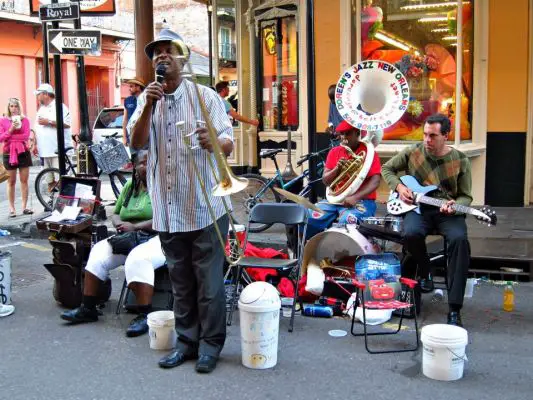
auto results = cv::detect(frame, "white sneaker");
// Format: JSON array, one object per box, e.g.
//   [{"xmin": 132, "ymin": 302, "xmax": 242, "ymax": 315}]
[{"xmin": 0, "ymin": 304, "xmax": 15, "ymax": 317}]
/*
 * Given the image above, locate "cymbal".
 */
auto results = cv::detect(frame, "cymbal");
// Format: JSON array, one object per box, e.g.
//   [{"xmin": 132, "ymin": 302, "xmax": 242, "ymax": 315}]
[{"xmin": 274, "ymin": 187, "xmax": 325, "ymax": 214}]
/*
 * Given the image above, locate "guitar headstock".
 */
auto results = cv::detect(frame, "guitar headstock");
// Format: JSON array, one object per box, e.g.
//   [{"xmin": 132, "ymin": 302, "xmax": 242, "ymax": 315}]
[{"xmin": 475, "ymin": 206, "xmax": 497, "ymax": 226}]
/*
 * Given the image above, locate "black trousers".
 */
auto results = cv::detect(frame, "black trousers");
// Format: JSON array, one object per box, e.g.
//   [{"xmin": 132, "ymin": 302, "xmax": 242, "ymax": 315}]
[
  {"xmin": 159, "ymin": 215, "xmax": 229, "ymax": 357},
  {"xmin": 402, "ymin": 207, "xmax": 471, "ymax": 307}
]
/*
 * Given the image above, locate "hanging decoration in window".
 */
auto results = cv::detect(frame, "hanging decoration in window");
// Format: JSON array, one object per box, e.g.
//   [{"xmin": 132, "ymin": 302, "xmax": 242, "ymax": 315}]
[
  {"xmin": 357, "ymin": 0, "xmax": 474, "ymax": 142},
  {"xmin": 263, "ymin": 25, "xmax": 277, "ymax": 55}
]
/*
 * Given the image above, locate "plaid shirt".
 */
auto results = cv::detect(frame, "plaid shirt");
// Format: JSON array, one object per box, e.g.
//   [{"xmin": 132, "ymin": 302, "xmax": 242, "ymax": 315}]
[
  {"xmin": 382, "ymin": 143, "xmax": 473, "ymax": 206},
  {"xmin": 128, "ymin": 79, "xmax": 233, "ymax": 233}
]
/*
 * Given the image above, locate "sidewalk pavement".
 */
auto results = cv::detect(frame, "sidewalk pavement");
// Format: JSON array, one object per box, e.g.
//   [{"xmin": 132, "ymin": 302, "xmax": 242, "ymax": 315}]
[{"xmin": 0, "ymin": 165, "xmax": 125, "ymax": 239}]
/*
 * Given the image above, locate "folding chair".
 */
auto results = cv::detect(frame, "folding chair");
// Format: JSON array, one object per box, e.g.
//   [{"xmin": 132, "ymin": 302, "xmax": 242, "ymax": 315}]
[
  {"xmin": 226, "ymin": 203, "xmax": 308, "ymax": 332},
  {"xmin": 350, "ymin": 277, "xmax": 420, "ymax": 354}
]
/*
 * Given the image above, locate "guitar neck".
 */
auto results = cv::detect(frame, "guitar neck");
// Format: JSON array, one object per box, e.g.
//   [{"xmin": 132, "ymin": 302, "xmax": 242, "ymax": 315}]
[{"xmin": 418, "ymin": 195, "xmax": 473, "ymax": 215}]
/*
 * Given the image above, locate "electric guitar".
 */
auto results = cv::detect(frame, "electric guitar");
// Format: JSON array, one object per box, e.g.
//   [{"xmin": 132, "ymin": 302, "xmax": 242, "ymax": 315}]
[{"xmin": 387, "ymin": 175, "xmax": 497, "ymax": 226}]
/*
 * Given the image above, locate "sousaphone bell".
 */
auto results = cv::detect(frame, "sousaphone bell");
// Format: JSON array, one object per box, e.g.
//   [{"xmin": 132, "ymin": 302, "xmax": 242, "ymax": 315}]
[{"xmin": 326, "ymin": 60, "xmax": 409, "ymax": 204}]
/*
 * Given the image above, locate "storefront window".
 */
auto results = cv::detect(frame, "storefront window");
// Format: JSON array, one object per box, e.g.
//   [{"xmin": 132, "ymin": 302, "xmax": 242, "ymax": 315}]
[
  {"xmin": 259, "ymin": 16, "xmax": 299, "ymax": 131},
  {"xmin": 355, "ymin": 0, "xmax": 474, "ymax": 142}
]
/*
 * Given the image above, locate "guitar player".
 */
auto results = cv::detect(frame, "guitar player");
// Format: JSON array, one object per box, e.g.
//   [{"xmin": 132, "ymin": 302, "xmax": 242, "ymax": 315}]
[{"xmin": 381, "ymin": 113, "xmax": 472, "ymax": 327}]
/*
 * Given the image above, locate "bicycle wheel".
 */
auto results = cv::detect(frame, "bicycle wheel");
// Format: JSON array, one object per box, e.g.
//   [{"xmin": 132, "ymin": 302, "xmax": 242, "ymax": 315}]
[
  {"xmin": 34, "ymin": 167, "xmax": 62, "ymax": 211},
  {"xmin": 229, "ymin": 173, "xmax": 280, "ymax": 233},
  {"xmin": 109, "ymin": 171, "xmax": 127, "ymax": 199}
]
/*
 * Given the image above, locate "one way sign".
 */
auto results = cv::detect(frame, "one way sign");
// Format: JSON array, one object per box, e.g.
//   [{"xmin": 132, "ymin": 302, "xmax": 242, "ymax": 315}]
[{"xmin": 48, "ymin": 29, "xmax": 102, "ymax": 56}]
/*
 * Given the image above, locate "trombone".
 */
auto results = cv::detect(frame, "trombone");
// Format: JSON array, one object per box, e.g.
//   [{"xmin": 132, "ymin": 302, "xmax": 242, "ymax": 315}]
[{"xmin": 169, "ymin": 38, "xmax": 248, "ymax": 265}]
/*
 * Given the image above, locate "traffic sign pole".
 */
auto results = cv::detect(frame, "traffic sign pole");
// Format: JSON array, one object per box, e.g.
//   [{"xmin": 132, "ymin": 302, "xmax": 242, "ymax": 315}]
[
  {"xmin": 72, "ymin": 1, "xmax": 97, "ymax": 176},
  {"xmin": 51, "ymin": 0, "xmax": 66, "ymax": 176},
  {"xmin": 42, "ymin": 22, "xmax": 50, "ymax": 83},
  {"xmin": 41, "ymin": 1, "xmax": 103, "ymax": 177},
  {"xmin": 73, "ymin": 3, "xmax": 91, "ymax": 143}
]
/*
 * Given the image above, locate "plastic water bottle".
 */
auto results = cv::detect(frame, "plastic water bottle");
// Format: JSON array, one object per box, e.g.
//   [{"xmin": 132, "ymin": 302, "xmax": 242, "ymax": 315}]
[
  {"xmin": 503, "ymin": 281, "xmax": 515, "ymax": 312},
  {"xmin": 0, "ymin": 229, "xmax": 10, "ymax": 237},
  {"xmin": 431, "ymin": 289, "xmax": 444, "ymax": 303}
]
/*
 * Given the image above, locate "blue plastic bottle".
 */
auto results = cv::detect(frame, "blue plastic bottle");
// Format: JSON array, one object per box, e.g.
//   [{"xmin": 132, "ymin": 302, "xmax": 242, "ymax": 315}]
[{"xmin": 303, "ymin": 305, "xmax": 333, "ymax": 318}]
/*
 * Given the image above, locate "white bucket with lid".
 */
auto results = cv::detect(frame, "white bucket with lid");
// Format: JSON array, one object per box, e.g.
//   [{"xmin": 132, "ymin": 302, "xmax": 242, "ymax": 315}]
[
  {"xmin": 147, "ymin": 310, "xmax": 177, "ymax": 350},
  {"xmin": 238, "ymin": 282, "xmax": 281, "ymax": 369},
  {"xmin": 421, "ymin": 324, "xmax": 468, "ymax": 381}
]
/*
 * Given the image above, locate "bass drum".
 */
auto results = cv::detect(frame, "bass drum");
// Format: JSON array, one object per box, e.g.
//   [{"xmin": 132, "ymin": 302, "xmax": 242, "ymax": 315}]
[{"xmin": 301, "ymin": 225, "xmax": 376, "ymax": 296}]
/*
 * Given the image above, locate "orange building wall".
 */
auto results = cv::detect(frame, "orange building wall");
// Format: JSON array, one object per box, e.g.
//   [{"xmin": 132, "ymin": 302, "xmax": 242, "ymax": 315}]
[
  {"xmin": 314, "ymin": 0, "xmax": 341, "ymax": 132},
  {"xmin": 487, "ymin": 0, "xmax": 529, "ymax": 132},
  {"xmin": 0, "ymin": 21, "xmax": 120, "ymax": 136}
]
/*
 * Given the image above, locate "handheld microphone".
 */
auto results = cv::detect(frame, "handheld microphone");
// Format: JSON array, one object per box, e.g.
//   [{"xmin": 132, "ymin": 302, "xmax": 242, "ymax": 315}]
[
  {"xmin": 155, "ymin": 64, "xmax": 167, "ymax": 84},
  {"xmin": 152, "ymin": 64, "xmax": 167, "ymax": 113}
]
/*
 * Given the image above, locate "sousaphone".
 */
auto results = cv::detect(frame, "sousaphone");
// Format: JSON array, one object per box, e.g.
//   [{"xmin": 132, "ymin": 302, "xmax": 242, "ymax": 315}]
[{"xmin": 326, "ymin": 60, "xmax": 409, "ymax": 204}]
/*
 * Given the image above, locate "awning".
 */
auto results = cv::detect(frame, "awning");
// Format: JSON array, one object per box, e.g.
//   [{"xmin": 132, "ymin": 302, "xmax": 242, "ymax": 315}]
[{"xmin": 189, "ymin": 50, "xmax": 210, "ymax": 77}]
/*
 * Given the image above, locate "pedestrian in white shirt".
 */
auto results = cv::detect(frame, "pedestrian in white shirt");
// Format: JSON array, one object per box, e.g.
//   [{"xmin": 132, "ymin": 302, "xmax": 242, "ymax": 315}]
[{"xmin": 34, "ymin": 83, "xmax": 72, "ymax": 190}]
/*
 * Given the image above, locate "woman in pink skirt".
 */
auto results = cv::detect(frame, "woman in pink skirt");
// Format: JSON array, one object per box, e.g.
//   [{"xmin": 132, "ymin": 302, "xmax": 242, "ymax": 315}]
[{"xmin": 0, "ymin": 98, "xmax": 33, "ymax": 217}]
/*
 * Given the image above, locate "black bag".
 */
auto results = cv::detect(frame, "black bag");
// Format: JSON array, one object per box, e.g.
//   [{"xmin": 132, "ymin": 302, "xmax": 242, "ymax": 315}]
[{"xmin": 107, "ymin": 230, "xmax": 155, "ymax": 255}]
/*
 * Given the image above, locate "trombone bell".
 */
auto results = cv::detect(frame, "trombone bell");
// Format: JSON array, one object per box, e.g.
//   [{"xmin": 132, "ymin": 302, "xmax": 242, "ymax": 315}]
[{"xmin": 213, "ymin": 175, "xmax": 249, "ymax": 197}]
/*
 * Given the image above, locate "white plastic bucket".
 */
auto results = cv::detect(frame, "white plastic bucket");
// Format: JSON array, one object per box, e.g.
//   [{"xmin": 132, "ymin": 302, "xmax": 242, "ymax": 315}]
[
  {"xmin": 421, "ymin": 324, "xmax": 468, "ymax": 381},
  {"xmin": 238, "ymin": 282, "xmax": 281, "ymax": 369},
  {"xmin": 147, "ymin": 311, "xmax": 177, "ymax": 350},
  {"xmin": 0, "ymin": 251, "xmax": 12, "ymax": 305}
]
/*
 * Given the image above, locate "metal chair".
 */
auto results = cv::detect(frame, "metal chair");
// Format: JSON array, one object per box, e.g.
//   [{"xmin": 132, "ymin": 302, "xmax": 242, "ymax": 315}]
[
  {"xmin": 350, "ymin": 277, "xmax": 420, "ymax": 354},
  {"xmin": 226, "ymin": 203, "xmax": 308, "ymax": 332},
  {"xmin": 428, "ymin": 234, "xmax": 449, "ymax": 291}
]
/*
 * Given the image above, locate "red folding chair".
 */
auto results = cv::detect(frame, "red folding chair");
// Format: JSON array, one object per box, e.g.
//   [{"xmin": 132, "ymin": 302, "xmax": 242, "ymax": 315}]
[{"xmin": 350, "ymin": 277, "xmax": 420, "ymax": 354}]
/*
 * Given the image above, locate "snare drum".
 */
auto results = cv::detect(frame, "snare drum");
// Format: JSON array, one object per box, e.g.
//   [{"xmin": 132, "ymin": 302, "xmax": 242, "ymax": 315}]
[{"xmin": 362, "ymin": 216, "xmax": 403, "ymax": 233}]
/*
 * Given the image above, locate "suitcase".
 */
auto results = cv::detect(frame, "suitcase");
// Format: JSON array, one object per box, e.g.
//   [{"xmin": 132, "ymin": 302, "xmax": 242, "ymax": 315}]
[{"xmin": 36, "ymin": 176, "xmax": 101, "ymax": 234}]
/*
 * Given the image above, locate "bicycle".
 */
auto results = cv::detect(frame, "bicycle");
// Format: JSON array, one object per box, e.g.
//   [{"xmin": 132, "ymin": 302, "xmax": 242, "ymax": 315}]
[
  {"xmin": 230, "ymin": 145, "xmax": 332, "ymax": 233},
  {"xmin": 34, "ymin": 133, "xmax": 128, "ymax": 211}
]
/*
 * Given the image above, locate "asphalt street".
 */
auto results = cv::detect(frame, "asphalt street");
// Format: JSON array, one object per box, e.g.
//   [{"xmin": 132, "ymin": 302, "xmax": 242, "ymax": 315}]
[{"xmin": 1, "ymin": 236, "xmax": 532, "ymax": 400}]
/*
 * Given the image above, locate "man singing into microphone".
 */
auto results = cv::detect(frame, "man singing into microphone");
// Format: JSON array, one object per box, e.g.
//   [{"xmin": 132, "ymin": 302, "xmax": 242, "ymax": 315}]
[{"xmin": 129, "ymin": 29, "xmax": 234, "ymax": 373}]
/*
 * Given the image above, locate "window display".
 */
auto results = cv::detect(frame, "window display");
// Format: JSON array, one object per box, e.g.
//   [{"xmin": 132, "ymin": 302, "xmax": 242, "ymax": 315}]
[
  {"xmin": 260, "ymin": 16, "xmax": 299, "ymax": 131},
  {"xmin": 355, "ymin": 0, "xmax": 474, "ymax": 141}
]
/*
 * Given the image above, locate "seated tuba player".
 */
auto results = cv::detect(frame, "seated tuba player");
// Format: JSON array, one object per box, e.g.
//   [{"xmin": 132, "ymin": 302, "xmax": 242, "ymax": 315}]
[{"xmin": 305, "ymin": 119, "xmax": 381, "ymax": 239}]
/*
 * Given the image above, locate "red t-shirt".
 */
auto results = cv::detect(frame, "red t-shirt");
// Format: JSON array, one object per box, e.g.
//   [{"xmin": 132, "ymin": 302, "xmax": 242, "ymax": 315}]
[{"xmin": 325, "ymin": 143, "xmax": 381, "ymax": 200}]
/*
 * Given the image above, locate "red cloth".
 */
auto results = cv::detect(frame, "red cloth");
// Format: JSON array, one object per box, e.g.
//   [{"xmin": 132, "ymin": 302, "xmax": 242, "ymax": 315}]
[
  {"xmin": 324, "ymin": 143, "xmax": 381, "ymax": 200},
  {"xmin": 225, "ymin": 239, "xmax": 290, "ymax": 293},
  {"xmin": 224, "ymin": 239, "xmax": 318, "ymax": 299}
]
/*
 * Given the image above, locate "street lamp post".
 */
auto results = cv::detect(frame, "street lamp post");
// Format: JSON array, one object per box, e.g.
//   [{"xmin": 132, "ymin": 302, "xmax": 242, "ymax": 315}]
[{"xmin": 207, "ymin": 1, "xmax": 214, "ymax": 87}]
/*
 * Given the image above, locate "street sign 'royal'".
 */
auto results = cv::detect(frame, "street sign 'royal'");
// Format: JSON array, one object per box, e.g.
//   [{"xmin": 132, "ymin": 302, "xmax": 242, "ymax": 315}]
[
  {"xmin": 48, "ymin": 29, "xmax": 102, "ymax": 56},
  {"xmin": 39, "ymin": 2, "xmax": 80, "ymax": 22}
]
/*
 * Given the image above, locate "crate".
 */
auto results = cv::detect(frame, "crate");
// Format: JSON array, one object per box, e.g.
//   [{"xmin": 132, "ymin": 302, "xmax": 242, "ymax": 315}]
[
  {"xmin": 36, "ymin": 176, "xmax": 101, "ymax": 234},
  {"xmin": 90, "ymin": 138, "xmax": 130, "ymax": 174}
]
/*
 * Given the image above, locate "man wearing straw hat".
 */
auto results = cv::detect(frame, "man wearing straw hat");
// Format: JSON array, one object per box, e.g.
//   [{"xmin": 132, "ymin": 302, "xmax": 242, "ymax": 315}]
[
  {"xmin": 123, "ymin": 77, "xmax": 146, "ymax": 147},
  {"xmin": 129, "ymin": 29, "xmax": 233, "ymax": 374}
]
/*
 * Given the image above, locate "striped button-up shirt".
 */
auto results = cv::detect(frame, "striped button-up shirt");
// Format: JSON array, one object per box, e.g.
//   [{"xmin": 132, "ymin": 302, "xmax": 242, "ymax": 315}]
[{"xmin": 128, "ymin": 79, "xmax": 233, "ymax": 233}]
